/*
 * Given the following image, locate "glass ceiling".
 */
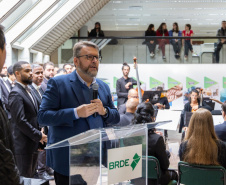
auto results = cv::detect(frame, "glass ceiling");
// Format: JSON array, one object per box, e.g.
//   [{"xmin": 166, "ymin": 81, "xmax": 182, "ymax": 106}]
[
  {"xmin": 1, "ymin": 0, "xmax": 39, "ymax": 31},
  {"xmin": 17, "ymin": 0, "xmax": 68, "ymax": 44}
]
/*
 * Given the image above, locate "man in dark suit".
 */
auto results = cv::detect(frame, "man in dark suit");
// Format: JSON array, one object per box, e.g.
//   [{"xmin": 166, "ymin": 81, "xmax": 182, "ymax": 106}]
[
  {"xmin": 118, "ymin": 98, "xmax": 139, "ymax": 126},
  {"xmin": 30, "ymin": 64, "xmax": 44, "ymax": 104},
  {"xmin": 5, "ymin": 65, "xmax": 16, "ymax": 90},
  {"xmin": 116, "ymin": 63, "xmax": 137, "ymax": 108},
  {"xmin": 29, "ymin": 64, "xmax": 53, "ymax": 181},
  {"xmin": 0, "ymin": 64, "xmax": 11, "ymax": 119},
  {"xmin": 9, "ymin": 61, "xmax": 47, "ymax": 178},
  {"xmin": 0, "ymin": 25, "xmax": 21, "ymax": 185},
  {"xmin": 0, "ymin": 65, "xmax": 16, "ymax": 120},
  {"xmin": 38, "ymin": 41, "xmax": 120, "ymax": 185},
  {"xmin": 41, "ymin": 62, "xmax": 54, "ymax": 92},
  {"xmin": 0, "ymin": 76, "xmax": 10, "ymax": 113},
  {"xmin": 215, "ymin": 102, "xmax": 226, "ymax": 142},
  {"xmin": 118, "ymin": 89, "xmax": 138, "ymax": 114}
]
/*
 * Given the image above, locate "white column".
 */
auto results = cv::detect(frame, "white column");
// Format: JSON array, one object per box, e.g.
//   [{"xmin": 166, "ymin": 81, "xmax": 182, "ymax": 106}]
[
  {"xmin": 80, "ymin": 26, "xmax": 88, "ymax": 37},
  {"xmin": 5, "ymin": 45, "xmax": 13, "ymax": 66},
  {"xmin": 33, "ymin": 52, "xmax": 43, "ymax": 63},
  {"xmin": 18, "ymin": 48, "xmax": 30, "ymax": 62},
  {"xmin": 43, "ymin": 55, "xmax": 50, "ymax": 63}
]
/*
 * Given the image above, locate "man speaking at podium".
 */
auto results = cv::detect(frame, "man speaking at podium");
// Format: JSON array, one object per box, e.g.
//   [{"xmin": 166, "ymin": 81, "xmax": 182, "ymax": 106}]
[{"xmin": 38, "ymin": 41, "xmax": 119, "ymax": 185}]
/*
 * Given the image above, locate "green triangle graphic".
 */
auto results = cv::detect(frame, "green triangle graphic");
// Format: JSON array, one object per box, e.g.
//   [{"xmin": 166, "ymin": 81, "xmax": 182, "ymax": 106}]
[
  {"xmin": 132, "ymin": 77, "xmax": 144, "ymax": 84},
  {"xmin": 168, "ymin": 77, "xmax": 181, "ymax": 89},
  {"xmin": 186, "ymin": 77, "xmax": 199, "ymax": 89},
  {"xmin": 149, "ymin": 77, "xmax": 164, "ymax": 89},
  {"xmin": 113, "ymin": 77, "xmax": 118, "ymax": 89},
  {"xmin": 204, "ymin": 77, "xmax": 217, "ymax": 88},
  {"xmin": 223, "ymin": 77, "xmax": 226, "ymax": 89}
]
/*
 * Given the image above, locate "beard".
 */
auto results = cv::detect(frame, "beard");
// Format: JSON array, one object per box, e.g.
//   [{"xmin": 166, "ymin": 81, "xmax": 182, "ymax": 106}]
[
  {"xmin": 123, "ymin": 72, "xmax": 129, "ymax": 77},
  {"xmin": 45, "ymin": 74, "xmax": 52, "ymax": 80},
  {"xmin": 77, "ymin": 60, "xmax": 98, "ymax": 78},
  {"xmin": 21, "ymin": 75, "xmax": 32, "ymax": 85}
]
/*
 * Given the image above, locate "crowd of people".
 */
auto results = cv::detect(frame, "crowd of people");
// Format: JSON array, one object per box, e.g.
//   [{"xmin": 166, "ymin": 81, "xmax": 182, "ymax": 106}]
[
  {"xmin": 88, "ymin": 21, "xmax": 226, "ymax": 63},
  {"xmin": 116, "ymin": 61, "xmax": 226, "ymax": 184},
  {"xmin": 145, "ymin": 22, "xmax": 193, "ymax": 60},
  {"xmin": 0, "ymin": 25, "xmax": 80, "ymax": 185},
  {"xmin": 1, "ymin": 23, "xmax": 226, "ymax": 185}
]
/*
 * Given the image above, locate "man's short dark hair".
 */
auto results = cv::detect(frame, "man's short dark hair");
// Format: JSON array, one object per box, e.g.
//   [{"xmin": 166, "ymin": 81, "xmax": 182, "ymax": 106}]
[
  {"xmin": 7, "ymin": 65, "xmax": 14, "ymax": 76},
  {"xmin": 222, "ymin": 101, "xmax": 226, "ymax": 113},
  {"xmin": 13, "ymin": 61, "xmax": 29, "ymax": 75},
  {"xmin": 73, "ymin": 41, "xmax": 99, "ymax": 58},
  {"xmin": 122, "ymin": 62, "xmax": 130, "ymax": 70},
  {"xmin": 57, "ymin": 68, "xmax": 67, "ymax": 74},
  {"xmin": 222, "ymin": 20, "xmax": 226, "ymax": 23},
  {"xmin": 63, "ymin": 63, "xmax": 72, "ymax": 69},
  {"xmin": 43, "ymin": 61, "xmax": 54, "ymax": 70},
  {"xmin": 0, "ymin": 25, "xmax": 6, "ymax": 51}
]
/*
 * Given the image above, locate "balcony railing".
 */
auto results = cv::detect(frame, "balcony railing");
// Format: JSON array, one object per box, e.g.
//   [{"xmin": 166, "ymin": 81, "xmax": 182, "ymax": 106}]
[{"xmin": 58, "ymin": 36, "xmax": 226, "ymax": 64}]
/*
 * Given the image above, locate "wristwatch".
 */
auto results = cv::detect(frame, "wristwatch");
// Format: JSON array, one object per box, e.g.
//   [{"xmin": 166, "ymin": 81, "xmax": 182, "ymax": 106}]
[{"xmin": 104, "ymin": 107, "xmax": 108, "ymax": 116}]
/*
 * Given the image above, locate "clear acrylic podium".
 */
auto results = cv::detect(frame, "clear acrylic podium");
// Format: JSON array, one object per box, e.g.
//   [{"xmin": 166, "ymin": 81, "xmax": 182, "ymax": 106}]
[{"xmin": 45, "ymin": 121, "xmax": 170, "ymax": 185}]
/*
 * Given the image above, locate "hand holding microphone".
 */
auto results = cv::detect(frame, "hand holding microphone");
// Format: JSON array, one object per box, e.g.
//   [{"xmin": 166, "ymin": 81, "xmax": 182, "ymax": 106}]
[
  {"xmin": 91, "ymin": 83, "xmax": 107, "ymax": 117},
  {"xmin": 77, "ymin": 83, "xmax": 106, "ymax": 118}
]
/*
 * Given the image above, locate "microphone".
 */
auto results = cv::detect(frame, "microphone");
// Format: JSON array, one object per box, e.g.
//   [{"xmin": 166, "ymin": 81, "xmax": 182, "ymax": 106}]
[{"xmin": 92, "ymin": 83, "xmax": 99, "ymax": 117}]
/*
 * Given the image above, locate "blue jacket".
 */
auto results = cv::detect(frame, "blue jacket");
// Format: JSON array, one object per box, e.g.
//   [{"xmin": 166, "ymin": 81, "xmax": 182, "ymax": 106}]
[
  {"xmin": 215, "ymin": 121, "xmax": 226, "ymax": 142},
  {"xmin": 168, "ymin": 30, "xmax": 182, "ymax": 44},
  {"xmin": 38, "ymin": 71, "xmax": 120, "ymax": 176}
]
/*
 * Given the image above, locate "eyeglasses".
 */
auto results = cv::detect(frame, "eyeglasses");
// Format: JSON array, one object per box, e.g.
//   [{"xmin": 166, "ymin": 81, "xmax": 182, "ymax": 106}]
[
  {"xmin": 78, "ymin": 55, "xmax": 102, "ymax": 62},
  {"xmin": 130, "ymin": 96, "xmax": 139, "ymax": 99}
]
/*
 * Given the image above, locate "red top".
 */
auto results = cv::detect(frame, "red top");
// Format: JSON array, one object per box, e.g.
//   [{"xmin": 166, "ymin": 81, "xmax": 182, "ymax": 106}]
[
  {"xmin": 156, "ymin": 30, "xmax": 169, "ymax": 44},
  {"xmin": 182, "ymin": 30, "xmax": 193, "ymax": 40}
]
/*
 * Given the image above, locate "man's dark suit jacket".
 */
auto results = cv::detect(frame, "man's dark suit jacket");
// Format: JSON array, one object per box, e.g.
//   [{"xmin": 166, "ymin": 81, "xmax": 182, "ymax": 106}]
[
  {"xmin": 0, "ymin": 78, "xmax": 10, "ymax": 110},
  {"xmin": 0, "ymin": 100, "xmax": 21, "ymax": 185},
  {"xmin": 5, "ymin": 79, "xmax": 13, "ymax": 90},
  {"xmin": 8, "ymin": 83, "xmax": 42, "ymax": 155},
  {"xmin": 38, "ymin": 71, "xmax": 120, "ymax": 176},
  {"xmin": 29, "ymin": 84, "xmax": 44, "ymax": 106},
  {"xmin": 215, "ymin": 121, "xmax": 226, "ymax": 142},
  {"xmin": 116, "ymin": 77, "xmax": 137, "ymax": 107},
  {"xmin": 40, "ymin": 78, "xmax": 48, "ymax": 92},
  {"xmin": 118, "ymin": 112, "xmax": 134, "ymax": 126}
]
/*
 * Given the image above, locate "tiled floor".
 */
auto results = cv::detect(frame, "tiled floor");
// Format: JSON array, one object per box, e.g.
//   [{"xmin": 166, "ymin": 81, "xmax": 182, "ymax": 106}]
[{"xmin": 49, "ymin": 130, "xmax": 182, "ymax": 185}]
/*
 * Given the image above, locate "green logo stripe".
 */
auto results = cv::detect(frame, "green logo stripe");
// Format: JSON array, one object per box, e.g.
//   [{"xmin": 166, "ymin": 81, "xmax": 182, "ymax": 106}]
[
  {"xmin": 131, "ymin": 153, "xmax": 141, "ymax": 171},
  {"xmin": 113, "ymin": 77, "xmax": 119, "ymax": 89},
  {"xmin": 223, "ymin": 77, "xmax": 226, "ymax": 88}
]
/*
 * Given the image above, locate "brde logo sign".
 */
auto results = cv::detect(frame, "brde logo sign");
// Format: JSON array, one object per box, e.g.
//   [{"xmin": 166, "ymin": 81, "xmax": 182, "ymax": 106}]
[{"xmin": 107, "ymin": 144, "xmax": 142, "ymax": 184}]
